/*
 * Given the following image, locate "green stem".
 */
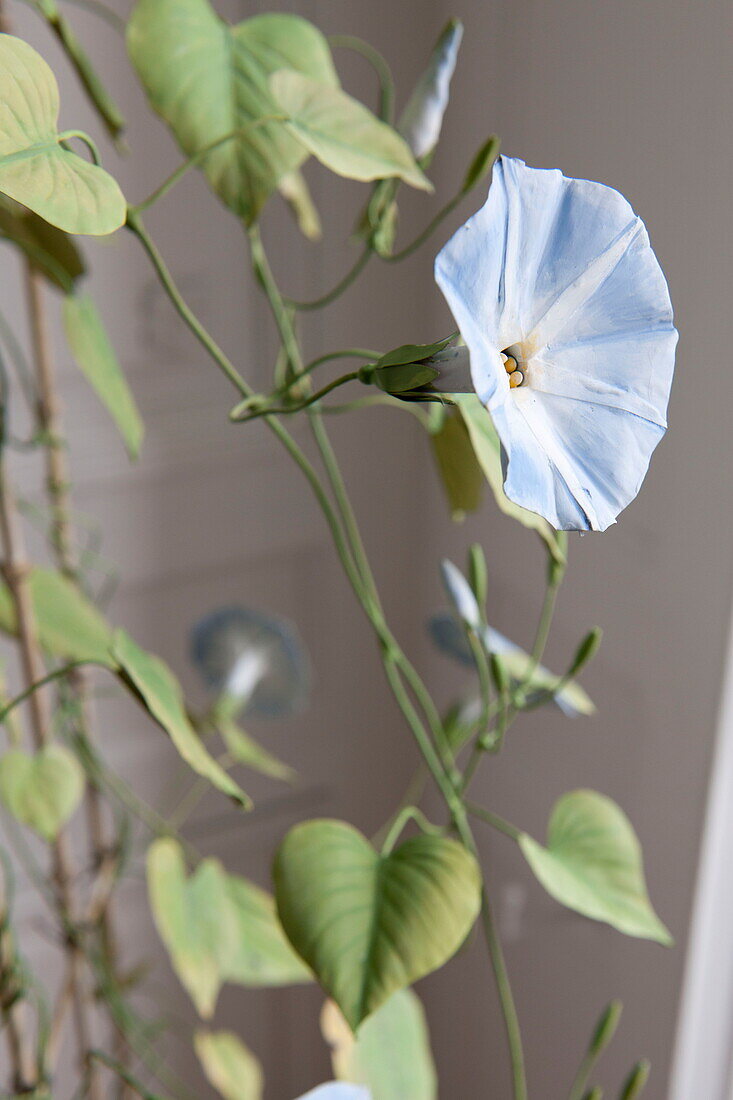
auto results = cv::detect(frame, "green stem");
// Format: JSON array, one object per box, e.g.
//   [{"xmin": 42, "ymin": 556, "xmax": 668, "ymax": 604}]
[
  {"xmin": 129, "ymin": 121, "xmax": 287, "ymax": 215},
  {"xmin": 466, "ymin": 801, "xmax": 521, "ymax": 841},
  {"xmin": 385, "ymin": 191, "xmax": 464, "ymax": 263},
  {"xmin": 125, "ymin": 213, "xmax": 251, "ymax": 398},
  {"xmin": 328, "ymin": 34, "xmax": 395, "ymax": 122},
  {"xmin": 231, "ymin": 372, "xmax": 361, "ymax": 423},
  {"xmin": 284, "ymin": 245, "xmax": 372, "ymax": 312},
  {"xmin": 0, "ymin": 661, "xmax": 93, "ymax": 724},
  {"xmin": 380, "ymin": 805, "xmax": 441, "ymax": 854}
]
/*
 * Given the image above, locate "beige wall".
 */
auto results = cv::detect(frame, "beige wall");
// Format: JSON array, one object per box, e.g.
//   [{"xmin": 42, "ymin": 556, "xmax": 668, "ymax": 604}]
[{"xmin": 1, "ymin": 0, "xmax": 730, "ymax": 1097}]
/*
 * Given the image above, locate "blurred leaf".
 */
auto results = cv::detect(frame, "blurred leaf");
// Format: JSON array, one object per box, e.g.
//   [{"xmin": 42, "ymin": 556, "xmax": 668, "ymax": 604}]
[
  {"xmin": 223, "ymin": 874, "xmax": 312, "ymax": 987},
  {"xmin": 430, "ymin": 409, "xmax": 483, "ymax": 519},
  {"xmin": 31, "ymin": 0, "xmax": 126, "ymax": 141},
  {"xmin": 63, "ymin": 294, "xmax": 143, "ymax": 460},
  {"xmin": 453, "ymin": 394, "xmax": 566, "ymax": 565},
  {"xmin": 147, "ymin": 838, "xmax": 238, "ymax": 1018},
  {"xmin": 112, "ymin": 631, "xmax": 250, "ymax": 809},
  {"xmin": 0, "ymin": 567, "xmax": 114, "ymax": 665},
  {"xmin": 274, "ymin": 819, "xmax": 481, "ymax": 1030},
  {"xmin": 278, "ymin": 170, "xmax": 321, "ymax": 240},
  {"xmin": 0, "ymin": 745, "xmax": 84, "ymax": 840},
  {"xmin": 270, "ymin": 71, "xmax": 431, "ymax": 191},
  {"xmin": 519, "ymin": 790, "xmax": 672, "ymax": 944},
  {"xmin": 0, "ymin": 196, "xmax": 84, "ymax": 292},
  {"xmin": 217, "ymin": 716, "xmax": 295, "ymax": 784},
  {"xmin": 461, "ymin": 134, "xmax": 500, "ymax": 194},
  {"xmin": 195, "ymin": 1032, "xmax": 263, "ymax": 1100},
  {"xmin": 0, "ymin": 35, "xmax": 126, "ymax": 234},
  {"xmin": 322, "ymin": 989, "xmax": 437, "ymax": 1100},
  {"xmin": 127, "ymin": 1, "xmax": 337, "ymax": 224}
]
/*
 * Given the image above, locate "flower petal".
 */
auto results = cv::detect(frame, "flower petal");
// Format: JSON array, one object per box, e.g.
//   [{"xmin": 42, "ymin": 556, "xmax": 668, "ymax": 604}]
[{"xmin": 435, "ymin": 156, "xmax": 677, "ymax": 530}]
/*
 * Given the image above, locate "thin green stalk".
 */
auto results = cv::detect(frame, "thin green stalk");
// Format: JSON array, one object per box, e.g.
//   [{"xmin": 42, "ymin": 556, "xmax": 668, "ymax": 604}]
[
  {"xmin": 129, "ymin": 121, "xmax": 286, "ymax": 215},
  {"xmin": 466, "ymin": 801, "xmax": 521, "ymax": 841},
  {"xmin": 385, "ymin": 192, "xmax": 464, "ymax": 263},
  {"xmin": 232, "ymin": 372, "xmax": 361, "ymax": 423},
  {"xmin": 328, "ymin": 34, "xmax": 395, "ymax": 122},
  {"xmin": 284, "ymin": 245, "xmax": 372, "ymax": 312}
]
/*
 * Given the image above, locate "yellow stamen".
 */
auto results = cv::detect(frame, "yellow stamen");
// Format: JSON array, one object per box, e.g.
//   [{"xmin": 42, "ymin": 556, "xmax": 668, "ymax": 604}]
[
  {"xmin": 509, "ymin": 370, "xmax": 524, "ymax": 389},
  {"xmin": 504, "ymin": 355, "xmax": 517, "ymax": 375}
]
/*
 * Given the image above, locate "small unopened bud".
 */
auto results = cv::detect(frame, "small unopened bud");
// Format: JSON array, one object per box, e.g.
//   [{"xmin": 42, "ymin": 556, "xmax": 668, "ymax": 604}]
[
  {"xmin": 588, "ymin": 1000, "xmax": 622, "ymax": 1057},
  {"xmin": 398, "ymin": 20, "xmax": 464, "ymax": 159},
  {"xmin": 568, "ymin": 628, "xmax": 603, "ymax": 678},
  {"xmin": 468, "ymin": 543, "xmax": 488, "ymax": 607},
  {"xmin": 490, "ymin": 652, "xmax": 509, "ymax": 695},
  {"xmin": 619, "ymin": 1061, "xmax": 651, "ymax": 1100},
  {"xmin": 426, "ymin": 344, "xmax": 473, "ymax": 393}
]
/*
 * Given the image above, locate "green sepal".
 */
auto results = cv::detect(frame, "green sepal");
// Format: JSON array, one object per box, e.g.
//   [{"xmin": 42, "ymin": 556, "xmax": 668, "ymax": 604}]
[
  {"xmin": 373, "ymin": 363, "xmax": 439, "ymax": 394},
  {"xmin": 462, "ymin": 134, "xmax": 500, "ymax": 194}
]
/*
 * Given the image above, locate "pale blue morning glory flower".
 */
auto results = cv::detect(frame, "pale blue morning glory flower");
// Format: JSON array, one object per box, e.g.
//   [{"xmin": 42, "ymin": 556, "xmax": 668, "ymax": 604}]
[
  {"xmin": 429, "ymin": 612, "xmax": 594, "ymax": 717},
  {"xmin": 398, "ymin": 19, "xmax": 463, "ymax": 159},
  {"xmin": 434, "ymin": 156, "xmax": 678, "ymax": 531},
  {"xmin": 294, "ymin": 1087, "xmax": 371, "ymax": 1100},
  {"xmin": 190, "ymin": 607, "xmax": 309, "ymax": 719}
]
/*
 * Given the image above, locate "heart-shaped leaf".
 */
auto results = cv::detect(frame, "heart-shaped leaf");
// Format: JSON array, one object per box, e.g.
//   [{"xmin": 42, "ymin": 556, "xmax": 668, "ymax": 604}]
[
  {"xmin": 112, "ymin": 630, "xmax": 249, "ymax": 808},
  {"xmin": 223, "ymin": 873, "xmax": 312, "ymax": 988},
  {"xmin": 519, "ymin": 790, "xmax": 672, "ymax": 944},
  {"xmin": 453, "ymin": 395, "xmax": 566, "ymax": 566},
  {"xmin": 322, "ymin": 990, "xmax": 437, "ymax": 1100},
  {"xmin": 0, "ymin": 566, "xmax": 114, "ymax": 665},
  {"xmin": 0, "ymin": 195, "xmax": 84, "ymax": 292},
  {"xmin": 147, "ymin": 838, "xmax": 239, "ymax": 1017},
  {"xmin": 271, "ymin": 71, "xmax": 431, "ymax": 192},
  {"xmin": 274, "ymin": 819, "xmax": 481, "ymax": 1029},
  {"xmin": 63, "ymin": 294, "xmax": 143, "ymax": 460},
  {"xmin": 0, "ymin": 745, "xmax": 84, "ymax": 840},
  {"xmin": 0, "ymin": 35, "xmax": 126, "ymax": 234},
  {"xmin": 127, "ymin": 0, "xmax": 337, "ymax": 224},
  {"xmin": 194, "ymin": 1031, "xmax": 263, "ymax": 1100}
]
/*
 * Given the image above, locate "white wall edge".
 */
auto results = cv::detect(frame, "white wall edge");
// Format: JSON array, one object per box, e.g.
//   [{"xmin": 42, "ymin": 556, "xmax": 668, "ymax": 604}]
[{"xmin": 669, "ymin": 616, "xmax": 733, "ymax": 1100}]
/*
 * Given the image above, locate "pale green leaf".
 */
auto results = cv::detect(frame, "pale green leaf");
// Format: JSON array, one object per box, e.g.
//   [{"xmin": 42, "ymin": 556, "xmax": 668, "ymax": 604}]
[
  {"xmin": 223, "ymin": 874, "xmax": 312, "ymax": 987},
  {"xmin": 112, "ymin": 631, "xmax": 250, "ymax": 808},
  {"xmin": 270, "ymin": 71, "xmax": 431, "ymax": 191},
  {"xmin": 195, "ymin": 1031, "xmax": 263, "ymax": 1100},
  {"xmin": 0, "ymin": 566, "xmax": 114, "ymax": 665},
  {"xmin": 217, "ymin": 716, "xmax": 295, "ymax": 784},
  {"xmin": 127, "ymin": 1, "xmax": 337, "ymax": 224},
  {"xmin": 430, "ymin": 408, "xmax": 484, "ymax": 520},
  {"xmin": 0, "ymin": 745, "xmax": 84, "ymax": 840},
  {"xmin": 453, "ymin": 394, "xmax": 566, "ymax": 565},
  {"xmin": 0, "ymin": 35, "xmax": 126, "ymax": 234},
  {"xmin": 274, "ymin": 819, "xmax": 481, "ymax": 1029},
  {"xmin": 278, "ymin": 170, "xmax": 321, "ymax": 240},
  {"xmin": 0, "ymin": 195, "xmax": 84, "ymax": 292},
  {"xmin": 322, "ymin": 990, "xmax": 437, "ymax": 1100},
  {"xmin": 147, "ymin": 838, "xmax": 239, "ymax": 1018},
  {"xmin": 519, "ymin": 790, "xmax": 672, "ymax": 944},
  {"xmin": 63, "ymin": 294, "xmax": 143, "ymax": 460}
]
